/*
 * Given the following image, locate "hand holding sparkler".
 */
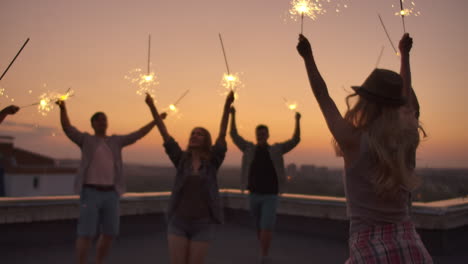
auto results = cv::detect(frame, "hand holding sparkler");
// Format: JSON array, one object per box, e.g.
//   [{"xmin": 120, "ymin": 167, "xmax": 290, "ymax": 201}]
[
  {"xmin": 398, "ymin": 33, "xmax": 413, "ymax": 56},
  {"xmin": 2, "ymin": 105, "xmax": 20, "ymax": 115},
  {"xmin": 295, "ymin": 112, "xmax": 302, "ymax": 121},
  {"xmin": 145, "ymin": 93, "xmax": 170, "ymax": 141},
  {"xmin": 145, "ymin": 93, "xmax": 167, "ymax": 120},
  {"xmin": 0, "ymin": 105, "xmax": 20, "ymax": 124},
  {"xmin": 296, "ymin": 34, "xmax": 313, "ymax": 59},
  {"xmin": 218, "ymin": 91, "xmax": 235, "ymax": 143},
  {"xmin": 225, "ymin": 90, "xmax": 235, "ymax": 109}
]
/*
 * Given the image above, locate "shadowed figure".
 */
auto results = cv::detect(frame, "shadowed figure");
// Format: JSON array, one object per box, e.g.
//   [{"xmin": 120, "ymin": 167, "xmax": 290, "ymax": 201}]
[
  {"xmin": 146, "ymin": 91, "xmax": 234, "ymax": 264},
  {"xmin": 297, "ymin": 33, "xmax": 432, "ymax": 263},
  {"xmin": 0, "ymin": 105, "xmax": 19, "ymax": 124},
  {"xmin": 229, "ymin": 106, "xmax": 301, "ymax": 263},
  {"xmin": 56, "ymin": 98, "xmax": 161, "ymax": 264}
]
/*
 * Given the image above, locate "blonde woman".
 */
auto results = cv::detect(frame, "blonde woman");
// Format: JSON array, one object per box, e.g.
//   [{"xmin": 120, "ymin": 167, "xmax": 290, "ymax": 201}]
[
  {"xmin": 297, "ymin": 33, "xmax": 432, "ymax": 263},
  {"xmin": 146, "ymin": 91, "xmax": 234, "ymax": 264}
]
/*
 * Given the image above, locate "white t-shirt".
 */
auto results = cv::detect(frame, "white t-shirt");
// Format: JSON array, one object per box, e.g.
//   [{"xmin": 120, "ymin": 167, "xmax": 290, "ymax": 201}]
[{"xmin": 85, "ymin": 140, "xmax": 115, "ymax": 185}]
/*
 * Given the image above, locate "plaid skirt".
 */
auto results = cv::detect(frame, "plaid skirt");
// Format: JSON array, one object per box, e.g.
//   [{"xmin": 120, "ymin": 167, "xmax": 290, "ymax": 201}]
[{"xmin": 346, "ymin": 221, "xmax": 433, "ymax": 264}]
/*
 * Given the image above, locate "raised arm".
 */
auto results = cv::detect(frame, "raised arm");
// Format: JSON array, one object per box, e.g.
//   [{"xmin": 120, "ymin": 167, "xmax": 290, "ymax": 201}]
[
  {"xmin": 399, "ymin": 33, "xmax": 420, "ymax": 118},
  {"xmin": 57, "ymin": 100, "xmax": 71, "ymax": 129},
  {"xmin": 229, "ymin": 106, "xmax": 251, "ymax": 151},
  {"xmin": 145, "ymin": 93, "xmax": 171, "ymax": 142},
  {"xmin": 0, "ymin": 105, "xmax": 19, "ymax": 124},
  {"xmin": 216, "ymin": 91, "xmax": 235, "ymax": 146},
  {"xmin": 296, "ymin": 34, "xmax": 357, "ymax": 148},
  {"xmin": 56, "ymin": 100, "xmax": 85, "ymax": 146},
  {"xmin": 279, "ymin": 112, "xmax": 301, "ymax": 154}
]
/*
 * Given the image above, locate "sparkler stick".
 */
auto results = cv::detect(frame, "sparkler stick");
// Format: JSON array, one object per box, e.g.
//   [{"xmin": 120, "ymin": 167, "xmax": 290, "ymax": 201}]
[
  {"xmin": 147, "ymin": 34, "xmax": 151, "ymax": 75},
  {"xmin": 20, "ymin": 102, "xmax": 40, "ymax": 109},
  {"xmin": 377, "ymin": 14, "xmax": 398, "ymax": 55},
  {"xmin": 173, "ymin": 89, "xmax": 190, "ymax": 106},
  {"xmin": 301, "ymin": 13, "xmax": 304, "ymax": 35},
  {"xmin": 0, "ymin": 38, "xmax": 30, "ymax": 81},
  {"xmin": 218, "ymin": 33, "xmax": 231, "ymax": 75},
  {"xmin": 375, "ymin": 46, "xmax": 385, "ymax": 68},
  {"xmin": 399, "ymin": 0, "xmax": 406, "ymax": 33}
]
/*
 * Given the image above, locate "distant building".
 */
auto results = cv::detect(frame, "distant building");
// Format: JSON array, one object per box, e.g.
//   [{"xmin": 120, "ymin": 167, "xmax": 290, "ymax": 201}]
[
  {"xmin": 286, "ymin": 163, "xmax": 297, "ymax": 181},
  {"xmin": 0, "ymin": 136, "xmax": 77, "ymax": 197},
  {"xmin": 299, "ymin": 164, "xmax": 316, "ymax": 178}
]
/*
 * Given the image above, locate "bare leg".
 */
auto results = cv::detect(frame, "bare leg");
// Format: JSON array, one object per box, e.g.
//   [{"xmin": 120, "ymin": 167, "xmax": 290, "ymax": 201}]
[
  {"xmin": 168, "ymin": 234, "xmax": 190, "ymax": 264},
  {"xmin": 187, "ymin": 240, "xmax": 210, "ymax": 264},
  {"xmin": 76, "ymin": 236, "xmax": 92, "ymax": 264},
  {"xmin": 259, "ymin": 229, "xmax": 273, "ymax": 257},
  {"xmin": 96, "ymin": 234, "xmax": 113, "ymax": 264}
]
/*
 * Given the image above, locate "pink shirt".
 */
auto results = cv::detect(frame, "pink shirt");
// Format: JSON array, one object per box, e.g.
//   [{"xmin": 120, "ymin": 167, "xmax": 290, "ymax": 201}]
[{"xmin": 85, "ymin": 140, "xmax": 115, "ymax": 185}]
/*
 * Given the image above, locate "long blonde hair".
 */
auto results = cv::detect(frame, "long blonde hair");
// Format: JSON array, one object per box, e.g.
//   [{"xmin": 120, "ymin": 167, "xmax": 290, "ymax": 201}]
[{"xmin": 335, "ymin": 94, "xmax": 422, "ymax": 196}]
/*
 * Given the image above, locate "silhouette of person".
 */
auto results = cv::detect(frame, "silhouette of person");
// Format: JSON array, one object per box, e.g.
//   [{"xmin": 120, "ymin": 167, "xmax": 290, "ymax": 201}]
[
  {"xmin": 146, "ymin": 91, "xmax": 234, "ymax": 264},
  {"xmin": 297, "ymin": 33, "xmax": 432, "ymax": 263}
]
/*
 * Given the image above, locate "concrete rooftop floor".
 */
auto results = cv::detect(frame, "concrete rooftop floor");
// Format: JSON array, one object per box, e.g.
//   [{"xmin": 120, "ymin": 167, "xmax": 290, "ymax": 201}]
[{"xmin": 1, "ymin": 213, "xmax": 467, "ymax": 264}]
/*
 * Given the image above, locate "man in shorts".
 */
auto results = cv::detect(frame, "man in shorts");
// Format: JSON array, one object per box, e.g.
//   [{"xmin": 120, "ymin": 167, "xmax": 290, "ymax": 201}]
[
  {"xmin": 230, "ymin": 107, "xmax": 301, "ymax": 263},
  {"xmin": 57, "ymin": 99, "xmax": 163, "ymax": 264}
]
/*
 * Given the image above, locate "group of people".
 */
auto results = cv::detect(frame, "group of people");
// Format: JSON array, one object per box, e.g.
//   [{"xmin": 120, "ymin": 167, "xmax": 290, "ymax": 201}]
[{"xmin": 1, "ymin": 32, "xmax": 432, "ymax": 264}]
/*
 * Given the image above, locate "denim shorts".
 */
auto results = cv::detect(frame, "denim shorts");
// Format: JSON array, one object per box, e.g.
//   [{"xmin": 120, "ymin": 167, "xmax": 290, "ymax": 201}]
[
  {"xmin": 77, "ymin": 186, "xmax": 120, "ymax": 237},
  {"xmin": 167, "ymin": 216, "xmax": 216, "ymax": 242},
  {"xmin": 249, "ymin": 193, "xmax": 279, "ymax": 230}
]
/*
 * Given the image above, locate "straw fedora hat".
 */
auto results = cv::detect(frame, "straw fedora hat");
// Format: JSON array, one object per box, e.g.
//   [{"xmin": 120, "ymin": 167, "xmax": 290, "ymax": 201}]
[{"xmin": 352, "ymin": 69, "xmax": 406, "ymax": 106}]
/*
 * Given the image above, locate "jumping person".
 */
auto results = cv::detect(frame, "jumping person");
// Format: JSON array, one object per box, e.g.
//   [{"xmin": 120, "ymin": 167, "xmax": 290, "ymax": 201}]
[
  {"xmin": 297, "ymin": 33, "xmax": 432, "ymax": 263},
  {"xmin": 57, "ymin": 99, "xmax": 160, "ymax": 264},
  {"xmin": 229, "ymin": 106, "xmax": 301, "ymax": 263},
  {"xmin": 146, "ymin": 91, "xmax": 234, "ymax": 264}
]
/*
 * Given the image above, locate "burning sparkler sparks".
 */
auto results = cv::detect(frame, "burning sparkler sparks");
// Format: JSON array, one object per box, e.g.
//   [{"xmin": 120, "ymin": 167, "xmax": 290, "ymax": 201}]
[
  {"xmin": 393, "ymin": 0, "xmax": 420, "ymax": 33},
  {"xmin": 22, "ymin": 88, "xmax": 75, "ymax": 116},
  {"xmin": 124, "ymin": 68, "xmax": 158, "ymax": 97},
  {"xmin": 283, "ymin": 97, "xmax": 298, "ymax": 112},
  {"xmin": 218, "ymin": 34, "xmax": 243, "ymax": 99},
  {"xmin": 163, "ymin": 89, "xmax": 190, "ymax": 116},
  {"xmin": 0, "ymin": 86, "xmax": 15, "ymax": 102},
  {"xmin": 125, "ymin": 35, "xmax": 158, "ymax": 97},
  {"xmin": 289, "ymin": 0, "xmax": 325, "ymax": 33},
  {"xmin": 221, "ymin": 73, "xmax": 242, "ymax": 95},
  {"xmin": 393, "ymin": 1, "xmax": 420, "ymax": 17}
]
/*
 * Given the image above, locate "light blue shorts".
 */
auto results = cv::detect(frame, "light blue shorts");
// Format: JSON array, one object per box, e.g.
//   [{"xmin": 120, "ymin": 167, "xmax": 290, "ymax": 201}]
[
  {"xmin": 249, "ymin": 193, "xmax": 279, "ymax": 230},
  {"xmin": 77, "ymin": 186, "xmax": 120, "ymax": 237}
]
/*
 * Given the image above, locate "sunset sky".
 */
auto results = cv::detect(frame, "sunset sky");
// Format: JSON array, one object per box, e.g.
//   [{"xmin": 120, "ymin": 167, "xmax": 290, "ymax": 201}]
[{"xmin": 1, "ymin": 0, "xmax": 467, "ymax": 168}]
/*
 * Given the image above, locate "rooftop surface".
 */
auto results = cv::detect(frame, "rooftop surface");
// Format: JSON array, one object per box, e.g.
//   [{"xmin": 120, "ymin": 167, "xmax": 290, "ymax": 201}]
[{"xmin": 1, "ymin": 191, "xmax": 468, "ymax": 264}]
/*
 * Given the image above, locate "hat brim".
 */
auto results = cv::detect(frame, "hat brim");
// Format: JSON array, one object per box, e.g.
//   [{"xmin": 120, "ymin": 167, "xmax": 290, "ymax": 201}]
[{"xmin": 352, "ymin": 86, "xmax": 406, "ymax": 106}]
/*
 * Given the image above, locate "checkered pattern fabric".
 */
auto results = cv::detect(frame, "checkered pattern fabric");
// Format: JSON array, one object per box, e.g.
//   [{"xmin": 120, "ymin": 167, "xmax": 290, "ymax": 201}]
[{"xmin": 346, "ymin": 221, "xmax": 433, "ymax": 264}]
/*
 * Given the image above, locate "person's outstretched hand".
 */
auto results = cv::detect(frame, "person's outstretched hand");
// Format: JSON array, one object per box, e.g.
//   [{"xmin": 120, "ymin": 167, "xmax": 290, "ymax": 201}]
[
  {"xmin": 297, "ymin": 34, "xmax": 313, "ymax": 59},
  {"xmin": 3, "ymin": 105, "xmax": 19, "ymax": 115},
  {"xmin": 145, "ymin": 93, "xmax": 155, "ymax": 107},
  {"xmin": 295, "ymin": 112, "xmax": 301, "ymax": 121},
  {"xmin": 399, "ymin": 33, "xmax": 413, "ymax": 55}
]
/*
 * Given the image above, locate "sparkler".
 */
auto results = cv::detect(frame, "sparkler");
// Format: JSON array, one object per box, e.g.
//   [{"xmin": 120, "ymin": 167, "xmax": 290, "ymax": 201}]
[
  {"xmin": 375, "ymin": 46, "xmax": 385, "ymax": 68},
  {"xmin": 0, "ymin": 38, "xmax": 30, "ymax": 81},
  {"xmin": 218, "ymin": 34, "xmax": 242, "ymax": 97},
  {"xmin": 289, "ymin": 0, "xmax": 324, "ymax": 34},
  {"xmin": 21, "ymin": 88, "xmax": 75, "ymax": 116},
  {"xmin": 393, "ymin": 0, "xmax": 420, "ymax": 33},
  {"xmin": 377, "ymin": 14, "xmax": 398, "ymax": 55},
  {"xmin": 164, "ymin": 89, "xmax": 190, "ymax": 115},
  {"xmin": 283, "ymin": 97, "xmax": 298, "ymax": 111},
  {"xmin": 399, "ymin": 0, "xmax": 406, "ymax": 33},
  {"xmin": 124, "ymin": 35, "xmax": 158, "ymax": 97}
]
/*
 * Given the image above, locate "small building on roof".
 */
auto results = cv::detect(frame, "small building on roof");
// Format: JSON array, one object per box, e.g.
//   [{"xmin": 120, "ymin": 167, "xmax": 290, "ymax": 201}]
[{"xmin": 0, "ymin": 136, "xmax": 77, "ymax": 197}]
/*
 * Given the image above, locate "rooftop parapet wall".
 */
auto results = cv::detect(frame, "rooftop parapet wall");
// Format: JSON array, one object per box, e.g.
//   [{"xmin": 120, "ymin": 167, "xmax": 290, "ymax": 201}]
[{"xmin": 1, "ymin": 189, "xmax": 467, "ymax": 230}]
